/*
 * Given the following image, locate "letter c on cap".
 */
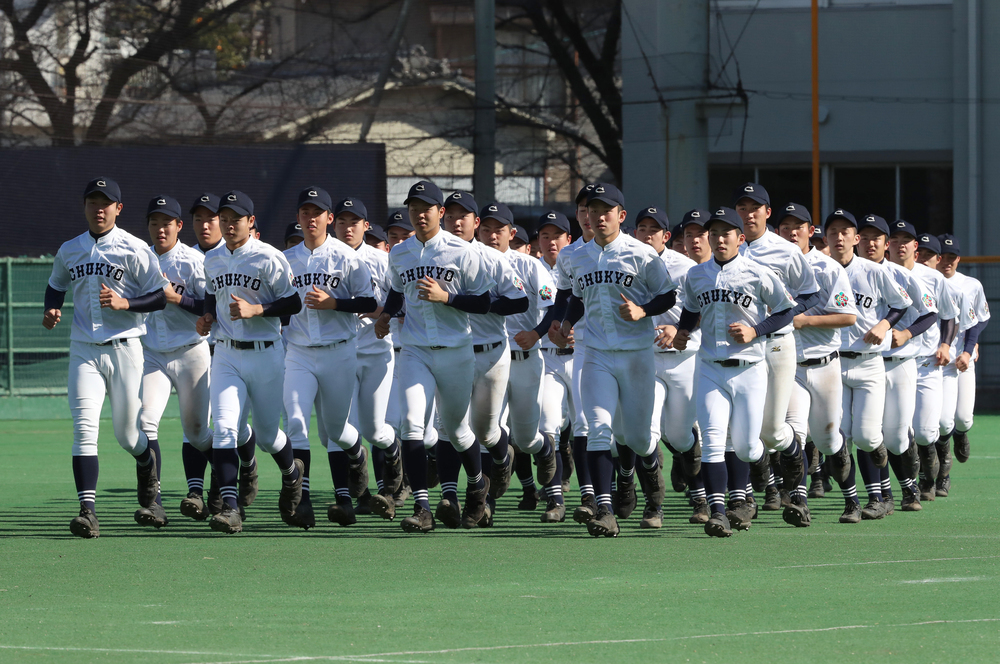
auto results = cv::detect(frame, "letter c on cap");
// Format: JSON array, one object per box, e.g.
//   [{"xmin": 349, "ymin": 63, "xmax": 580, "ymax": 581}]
[
  {"xmin": 156, "ymin": 198, "xmax": 166, "ymax": 205},
  {"xmin": 647, "ymin": 207, "xmax": 656, "ymax": 214},
  {"xmin": 691, "ymin": 211, "xmax": 700, "ymax": 218},
  {"xmin": 488, "ymin": 205, "xmax": 498, "ymax": 212},
  {"xmin": 415, "ymin": 184, "xmax": 425, "ymax": 191},
  {"xmin": 344, "ymin": 200, "xmax": 353, "ymax": 207},
  {"xmin": 786, "ymin": 204, "xmax": 795, "ymax": 211},
  {"xmin": 96, "ymin": 180, "xmax": 106, "ymax": 187},
  {"xmin": 200, "ymin": 195, "xmax": 209, "ymax": 202},
  {"xmin": 547, "ymin": 212, "xmax": 556, "ymax": 219},
  {"xmin": 308, "ymin": 190, "xmax": 317, "ymax": 197},
  {"xmin": 227, "ymin": 194, "xmax": 237, "ymax": 201},
  {"xmin": 744, "ymin": 185, "xmax": 754, "ymax": 192}
]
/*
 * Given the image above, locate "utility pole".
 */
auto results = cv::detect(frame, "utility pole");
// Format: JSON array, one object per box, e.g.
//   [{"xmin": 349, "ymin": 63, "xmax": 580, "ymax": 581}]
[{"xmin": 473, "ymin": 0, "xmax": 496, "ymax": 203}]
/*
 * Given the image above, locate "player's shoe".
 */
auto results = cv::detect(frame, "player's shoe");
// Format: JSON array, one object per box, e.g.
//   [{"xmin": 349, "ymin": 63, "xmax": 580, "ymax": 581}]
[
  {"xmin": 828, "ymin": 442, "xmax": 852, "ymax": 484},
  {"xmin": 726, "ymin": 500, "xmax": 753, "ymax": 531},
  {"xmin": 670, "ymin": 452, "xmax": 687, "ymax": 493},
  {"xmin": 382, "ymin": 449, "xmax": 403, "ymax": 496},
  {"xmin": 902, "ymin": 443, "xmax": 920, "ymax": 481},
  {"xmin": 806, "ymin": 441, "xmax": 821, "ymax": 475},
  {"xmin": 238, "ymin": 461, "xmax": 258, "ymax": 507},
  {"xmin": 916, "ymin": 445, "xmax": 939, "ymax": 487},
  {"xmin": 435, "ymin": 498, "xmax": 462, "ymax": 529},
  {"xmin": 861, "ymin": 498, "xmax": 886, "ymax": 520},
  {"xmin": 587, "ymin": 505, "xmax": 619, "ymax": 538},
  {"xmin": 779, "ymin": 489, "xmax": 792, "ymax": 508},
  {"xmin": 206, "ymin": 475, "xmax": 223, "ymax": 516},
  {"xmin": 954, "ymin": 430, "xmax": 970, "ymax": 463},
  {"xmin": 356, "ymin": 489, "xmax": 373, "ymax": 515},
  {"xmin": 180, "ymin": 492, "xmax": 208, "ymax": 521},
  {"xmin": 918, "ymin": 478, "xmax": 936, "ymax": 502},
  {"xmin": 639, "ymin": 463, "xmax": 666, "ymax": 511},
  {"xmin": 839, "ymin": 499, "xmax": 862, "ymax": 524},
  {"xmin": 936, "ymin": 438, "xmax": 953, "ymax": 480},
  {"xmin": 901, "ymin": 486, "xmax": 922, "ymax": 511},
  {"xmin": 401, "ymin": 505, "xmax": 435, "ymax": 533},
  {"xmin": 749, "ymin": 452, "xmax": 771, "ymax": 492},
  {"xmin": 762, "ymin": 485, "xmax": 782, "ymax": 511},
  {"xmin": 807, "ymin": 474, "xmax": 825, "ymax": 499},
  {"xmin": 541, "ymin": 500, "xmax": 566, "ymax": 523},
  {"xmin": 704, "ymin": 511, "xmax": 732, "ymax": 538},
  {"xmin": 347, "ymin": 446, "xmax": 369, "ymax": 499},
  {"xmin": 327, "ymin": 501, "xmax": 357, "ymax": 526},
  {"xmin": 869, "ymin": 444, "xmax": 888, "ymax": 468},
  {"xmin": 883, "ymin": 494, "xmax": 895, "ymax": 516},
  {"xmin": 70, "ymin": 507, "xmax": 100, "ymax": 539},
  {"xmin": 462, "ymin": 477, "xmax": 490, "ymax": 529},
  {"xmin": 517, "ymin": 487, "xmax": 541, "ymax": 511},
  {"xmin": 781, "ymin": 496, "xmax": 811, "ymax": 528},
  {"xmin": 371, "ymin": 491, "xmax": 396, "ymax": 521},
  {"xmin": 573, "ymin": 495, "xmax": 597, "ymax": 524},
  {"xmin": 689, "ymin": 499, "xmax": 710, "ymax": 524},
  {"xmin": 393, "ymin": 483, "xmax": 412, "ymax": 509},
  {"xmin": 935, "ymin": 476, "xmax": 950, "ymax": 498},
  {"xmin": 639, "ymin": 504, "xmax": 663, "ymax": 529},
  {"xmin": 292, "ymin": 495, "xmax": 316, "ymax": 530},
  {"xmin": 747, "ymin": 493, "xmax": 759, "ymax": 519},
  {"xmin": 209, "ymin": 505, "xmax": 243, "ymax": 534},
  {"xmin": 560, "ymin": 440, "xmax": 574, "ymax": 484},
  {"xmin": 779, "ymin": 442, "xmax": 805, "ymax": 491},
  {"xmin": 135, "ymin": 451, "xmax": 159, "ymax": 509},
  {"xmin": 426, "ymin": 454, "xmax": 439, "ymax": 489},
  {"xmin": 134, "ymin": 503, "xmax": 169, "ymax": 529},
  {"xmin": 488, "ymin": 450, "xmax": 514, "ymax": 500},
  {"xmin": 278, "ymin": 459, "xmax": 305, "ymax": 525},
  {"xmin": 535, "ymin": 439, "xmax": 558, "ymax": 488},
  {"xmin": 477, "ymin": 501, "xmax": 494, "ymax": 528},
  {"xmin": 615, "ymin": 480, "xmax": 637, "ymax": 519}
]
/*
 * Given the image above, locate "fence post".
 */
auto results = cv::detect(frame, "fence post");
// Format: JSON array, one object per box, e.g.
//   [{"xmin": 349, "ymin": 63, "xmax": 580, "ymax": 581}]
[{"xmin": 6, "ymin": 258, "xmax": 13, "ymax": 396}]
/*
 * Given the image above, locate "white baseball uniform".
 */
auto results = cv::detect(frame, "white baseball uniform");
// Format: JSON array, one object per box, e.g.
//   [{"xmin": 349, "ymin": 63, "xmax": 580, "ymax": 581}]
[
  {"xmin": 139, "ymin": 241, "xmax": 213, "ymax": 451},
  {"xmin": 554, "ymin": 237, "xmax": 591, "ymax": 438},
  {"xmin": 941, "ymin": 270, "xmax": 990, "ymax": 435},
  {"xmin": 739, "ymin": 230, "xmax": 819, "ymax": 453},
  {"xmin": 538, "ymin": 256, "xmax": 576, "ymax": 441}
]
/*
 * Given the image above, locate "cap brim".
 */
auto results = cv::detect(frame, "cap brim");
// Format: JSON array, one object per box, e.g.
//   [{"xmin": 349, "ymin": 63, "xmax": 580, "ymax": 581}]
[
  {"xmin": 83, "ymin": 187, "xmax": 120, "ymax": 203},
  {"xmin": 707, "ymin": 219, "xmax": 742, "ymax": 231},
  {"xmin": 735, "ymin": 194, "xmax": 769, "ymax": 206},
  {"xmin": 538, "ymin": 221, "xmax": 570, "ymax": 234},
  {"xmin": 147, "ymin": 207, "xmax": 181, "ymax": 219},
  {"xmin": 189, "ymin": 204, "xmax": 219, "ymax": 214},
  {"xmin": 219, "ymin": 204, "xmax": 252, "ymax": 217},
  {"xmin": 778, "ymin": 211, "xmax": 811, "ymax": 224},
  {"xmin": 404, "ymin": 194, "xmax": 442, "ymax": 206},
  {"xmin": 586, "ymin": 195, "xmax": 622, "ymax": 207},
  {"xmin": 481, "ymin": 213, "xmax": 512, "ymax": 225}
]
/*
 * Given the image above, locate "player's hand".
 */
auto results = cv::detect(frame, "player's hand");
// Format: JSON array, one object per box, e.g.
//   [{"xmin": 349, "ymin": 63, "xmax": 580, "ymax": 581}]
[
  {"xmin": 514, "ymin": 330, "xmax": 540, "ymax": 350},
  {"xmin": 618, "ymin": 293, "xmax": 645, "ymax": 321},
  {"xmin": 864, "ymin": 320, "xmax": 891, "ymax": 345},
  {"xmin": 196, "ymin": 313, "xmax": 215, "ymax": 336},
  {"xmin": 42, "ymin": 308, "xmax": 61, "ymax": 329},
  {"xmin": 935, "ymin": 343, "xmax": 951, "ymax": 366},
  {"xmin": 229, "ymin": 294, "xmax": 263, "ymax": 320},
  {"xmin": 728, "ymin": 322, "xmax": 756, "ymax": 344},
  {"xmin": 417, "ymin": 276, "xmax": 448, "ymax": 303},
  {"xmin": 792, "ymin": 313, "xmax": 809, "ymax": 330},
  {"xmin": 374, "ymin": 312, "xmax": 392, "ymax": 339},
  {"xmin": 99, "ymin": 283, "xmax": 129, "ymax": 310},
  {"xmin": 654, "ymin": 324, "xmax": 677, "ymax": 349},
  {"xmin": 890, "ymin": 328, "xmax": 911, "ymax": 349},
  {"xmin": 559, "ymin": 319, "xmax": 575, "ymax": 343},
  {"xmin": 304, "ymin": 285, "xmax": 336, "ymax": 310},
  {"xmin": 162, "ymin": 273, "xmax": 182, "ymax": 305},
  {"xmin": 547, "ymin": 319, "xmax": 572, "ymax": 348},
  {"xmin": 956, "ymin": 351, "xmax": 972, "ymax": 372},
  {"xmin": 673, "ymin": 329, "xmax": 690, "ymax": 351}
]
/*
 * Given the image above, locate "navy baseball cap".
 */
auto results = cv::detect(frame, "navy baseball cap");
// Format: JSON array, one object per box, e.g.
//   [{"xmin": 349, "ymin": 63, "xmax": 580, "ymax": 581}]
[
  {"xmin": 708, "ymin": 206, "xmax": 744, "ymax": 233},
  {"xmin": 386, "ymin": 209, "xmax": 413, "ymax": 231},
  {"xmin": 297, "ymin": 186, "xmax": 333, "ymax": 212},
  {"xmin": 586, "ymin": 183, "xmax": 625, "ymax": 209},
  {"xmin": 83, "ymin": 177, "xmax": 122, "ymax": 204},
  {"xmin": 536, "ymin": 210, "xmax": 571, "ymax": 234},
  {"xmin": 778, "ymin": 202, "xmax": 812, "ymax": 225},
  {"xmin": 284, "ymin": 222, "xmax": 304, "ymax": 243},
  {"xmin": 889, "ymin": 219, "xmax": 917, "ymax": 239},
  {"xmin": 636, "ymin": 206, "xmax": 669, "ymax": 231},
  {"xmin": 334, "ymin": 197, "xmax": 368, "ymax": 220},
  {"xmin": 511, "ymin": 225, "xmax": 529, "ymax": 244},
  {"xmin": 189, "ymin": 193, "xmax": 220, "ymax": 214},
  {"xmin": 480, "ymin": 202, "xmax": 513, "ymax": 225},
  {"xmin": 824, "ymin": 208, "xmax": 858, "ymax": 232},
  {"xmin": 681, "ymin": 209, "xmax": 711, "ymax": 229},
  {"xmin": 364, "ymin": 225, "xmax": 387, "ymax": 244},
  {"xmin": 733, "ymin": 182, "xmax": 769, "ymax": 207},
  {"xmin": 146, "ymin": 194, "xmax": 182, "ymax": 220},
  {"xmin": 918, "ymin": 233, "xmax": 942, "ymax": 254},
  {"xmin": 859, "ymin": 213, "xmax": 890, "ymax": 237},
  {"xmin": 938, "ymin": 234, "xmax": 961, "ymax": 255},
  {"xmin": 220, "ymin": 190, "xmax": 254, "ymax": 217},
  {"xmin": 404, "ymin": 180, "xmax": 444, "ymax": 207},
  {"xmin": 670, "ymin": 223, "xmax": 685, "ymax": 238},
  {"xmin": 445, "ymin": 190, "xmax": 478, "ymax": 214},
  {"xmin": 811, "ymin": 225, "xmax": 824, "ymax": 239},
  {"xmin": 575, "ymin": 183, "xmax": 596, "ymax": 205}
]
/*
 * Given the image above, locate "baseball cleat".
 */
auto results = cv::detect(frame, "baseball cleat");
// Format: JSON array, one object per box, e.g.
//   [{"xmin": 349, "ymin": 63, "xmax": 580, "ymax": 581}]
[
  {"xmin": 918, "ymin": 479, "xmax": 936, "ymax": 502},
  {"xmin": 807, "ymin": 474, "xmax": 826, "ymax": 499},
  {"xmin": 861, "ymin": 498, "xmax": 886, "ymax": 520},
  {"xmin": 749, "ymin": 453, "xmax": 771, "ymax": 492},
  {"xmin": 704, "ymin": 512, "xmax": 732, "ymax": 538},
  {"xmin": 292, "ymin": 495, "xmax": 316, "ymax": 529},
  {"xmin": 488, "ymin": 450, "xmax": 514, "ymax": 500},
  {"xmin": 587, "ymin": 505, "xmax": 619, "ymax": 537},
  {"xmin": 779, "ymin": 445, "xmax": 804, "ymax": 491},
  {"xmin": 70, "ymin": 507, "xmax": 100, "ymax": 539},
  {"xmin": 883, "ymin": 494, "xmax": 895, "ymax": 516},
  {"xmin": 278, "ymin": 459, "xmax": 305, "ymax": 525},
  {"xmin": 935, "ymin": 476, "xmax": 950, "ymax": 498},
  {"xmin": 383, "ymin": 449, "xmax": 403, "ymax": 495},
  {"xmin": 953, "ymin": 430, "xmax": 970, "ymax": 463},
  {"xmin": 517, "ymin": 487, "xmax": 541, "ymax": 511},
  {"xmin": 347, "ymin": 446, "xmax": 369, "ymax": 499},
  {"xmin": 670, "ymin": 453, "xmax": 687, "ymax": 493},
  {"xmin": 134, "ymin": 503, "xmax": 169, "ymax": 529},
  {"xmin": 462, "ymin": 477, "xmax": 490, "ymax": 529},
  {"xmin": 869, "ymin": 444, "xmax": 888, "ymax": 468},
  {"xmin": 682, "ymin": 438, "xmax": 702, "ymax": 479},
  {"xmin": 136, "ymin": 451, "xmax": 159, "ymax": 509},
  {"xmin": 393, "ymin": 483, "xmax": 412, "ymax": 509},
  {"xmin": 615, "ymin": 480, "xmax": 637, "ymax": 519},
  {"xmin": 238, "ymin": 462, "xmax": 258, "ymax": 507},
  {"xmin": 327, "ymin": 501, "xmax": 356, "ymax": 527},
  {"xmin": 371, "ymin": 491, "xmax": 396, "ymax": 521},
  {"xmin": 916, "ymin": 445, "xmax": 939, "ymax": 486},
  {"xmin": 435, "ymin": 498, "xmax": 462, "ymax": 529},
  {"xmin": 355, "ymin": 489, "xmax": 373, "ymax": 515},
  {"xmin": 210, "ymin": 505, "xmax": 243, "ymax": 534},
  {"xmin": 839, "ymin": 499, "xmax": 862, "ymax": 524},
  {"xmin": 781, "ymin": 497, "xmax": 811, "ymax": 528},
  {"xmin": 902, "ymin": 443, "xmax": 920, "ymax": 481},
  {"xmin": 535, "ymin": 441, "xmax": 558, "ymax": 488},
  {"xmin": 477, "ymin": 502, "xmax": 494, "ymax": 528},
  {"xmin": 639, "ymin": 505, "xmax": 663, "ymax": 529},
  {"xmin": 901, "ymin": 486, "xmax": 922, "ymax": 511},
  {"xmin": 206, "ymin": 476, "xmax": 223, "ymax": 516},
  {"xmin": 936, "ymin": 439, "xmax": 953, "ymax": 480},
  {"xmin": 689, "ymin": 499, "xmax": 710, "ymax": 524},
  {"xmin": 541, "ymin": 501, "xmax": 566, "ymax": 523},
  {"xmin": 763, "ymin": 486, "xmax": 782, "ymax": 511},
  {"xmin": 747, "ymin": 493, "xmax": 759, "ymax": 519},
  {"xmin": 573, "ymin": 495, "xmax": 597, "ymax": 524},
  {"xmin": 401, "ymin": 505, "xmax": 435, "ymax": 533},
  {"xmin": 560, "ymin": 440, "xmax": 574, "ymax": 483},
  {"xmin": 640, "ymin": 463, "xmax": 666, "ymax": 511},
  {"xmin": 829, "ymin": 443, "xmax": 852, "ymax": 484},
  {"xmin": 180, "ymin": 492, "xmax": 208, "ymax": 521},
  {"xmin": 726, "ymin": 500, "xmax": 753, "ymax": 531}
]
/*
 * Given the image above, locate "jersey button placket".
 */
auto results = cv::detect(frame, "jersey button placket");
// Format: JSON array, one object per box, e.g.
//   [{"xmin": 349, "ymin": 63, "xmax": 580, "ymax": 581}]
[{"xmin": 597, "ymin": 248, "xmax": 616, "ymax": 345}]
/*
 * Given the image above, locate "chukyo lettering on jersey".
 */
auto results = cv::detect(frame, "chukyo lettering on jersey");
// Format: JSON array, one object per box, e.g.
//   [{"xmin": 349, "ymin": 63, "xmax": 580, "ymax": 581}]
[
  {"xmin": 696, "ymin": 288, "xmax": 754, "ymax": 309},
  {"xmin": 576, "ymin": 270, "xmax": 635, "ymax": 289},
  {"xmin": 291, "ymin": 272, "xmax": 342, "ymax": 289},
  {"xmin": 398, "ymin": 265, "xmax": 456, "ymax": 285},
  {"xmin": 168, "ymin": 280, "xmax": 186, "ymax": 296},
  {"xmin": 855, "ymin": 292, "xmax": 874, "ymax": 309},
  {"xmin": 212, "ymin": 273, "xmax": 262, "ymax": 291},
  {"xmin": 68, "ymin": 262, "xmax": 125, "ymax": 282}
]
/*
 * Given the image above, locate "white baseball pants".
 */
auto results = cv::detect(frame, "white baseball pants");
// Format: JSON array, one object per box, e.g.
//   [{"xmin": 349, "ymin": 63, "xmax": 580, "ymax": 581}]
[
  {"xmin": 350, "ymin": 347, "xmax": 397, "ymax": 449},
  {"xmin": 581, "ymin": 347, "xmax": 657, "ymax": 456},
  {"xmin": 760, "ymin": 334, "xmax": 797, "ymax": 453},
  {"xmin": 941, "ymin": 360, "xmax": 977, "ymax": 434},
  {"xmin": 539, "ymin": 349, "xmax": 574, "ymax": 440},
  {"xmin": 504, "ymin": 349, "xmax": 545, "ymax": 454},
  {"xmin": 787, "ymin": 357, "xmax": 844, "ymax": 456},
  {"xmin": 140, "ymin": 342, "xmax": 213, "ymax": 450},
  {"xmin": 840, "ymin": 354, "xmax": 885, "ymax": 452},
  {"xmin": 211, "ymin": 342, "xmax": 287, "ymax": 453},
  {"xmin": 882, "ymin": 357, "xmax": 917, "ymax": 454},
  {"xmin": 471, "ymin": 340, "xmax": 511, "ymax": 448},
  {"xmin": 651, "ymin": 350, "xmax": 698, "ymax": 452},
  {"xmin": 398, "ymin": 344, "xmax": 476, "ymax": 451},
  {"xmin": 697, "ymin": 359, "xmax": 767, "ymax": 464},
  {"xmin": 284, "ymin": 341, "xmax": 359, "ymax": 452},
  {"xmin": 913, "ymin": 357, "xmax": 942, "ymax": 446}
]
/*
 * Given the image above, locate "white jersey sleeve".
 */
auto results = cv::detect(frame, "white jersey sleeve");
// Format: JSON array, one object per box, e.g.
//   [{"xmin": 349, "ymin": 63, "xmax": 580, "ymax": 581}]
[
  {"xmin": 143, "ymin": 242, "xmax": 207, "ymax": 352},
  {"xmin": 504, "ymin": 250, "xmax": 555, "ymax": 347}
]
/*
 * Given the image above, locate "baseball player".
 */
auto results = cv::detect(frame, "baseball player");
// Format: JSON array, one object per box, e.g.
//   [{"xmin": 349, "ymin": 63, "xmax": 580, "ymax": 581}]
[
  {"xmin": 191, "ymin": 193, "xmax": 224, "ymax": 255},
  {"xmin": 285, "ymin": 222, "xmax": 304, "ymax": 249},
  {"xmin": 886, "ymin": 221, "xmax": 958, "ymax": 506},
  {"xmin": 44, "ymin": 177, "xmax": 170, "ymax": 538},
  {"xmin": 682, "ymin": 210, "xmax": 713, "ymax": 264},
  {"xmin": 674, "ymin": 207, "xmax": 795, "ymax": 538},
  {"xmin": 480, "ymin": 205, "xmax": 561, "ymax": 522},
  {"xmin": 936, "ymin": 234, "xmax": 989, "ymax": 490},
  {"xmin": 331, "ymin": 195, "xmax": 406, "ymax": 522},
  {"xmin": 139, "ymin": 194, "xmax": 214, "ymax": 526},
  {"xmin": 776, "ymin": 203, "xmax": 858, "ymax": 527},
  {"xmin": 669, "ymin": 223, "xmax": 688, "ymax": 256},
  {"xmin": 364, "ymin": 224, "xmax": 388, "ymax": 252},
  {"xmin": 560, "ymin": 183, "xmax": 674, "ymax": 536},
  {"xmin": 825, "ymin": 209, "xmax": 911, "ymax": 522},
  {"xmin": 196, "ymin": 190, "xmax": 305, "ymax": 534},
  {"xmin": 510, "ymin": 225, "xmax": 532, "ymax": 254},
  {"xmin": 373, "ymin": 180, "xmax": 497, "ymax": 533},
  {"xmin": 386, "ymin": 210, "xmax": 414, "ymax": 248},
  {"xmin": 733, "ymin": 184, "xmax": 820, "ymax": 508}
]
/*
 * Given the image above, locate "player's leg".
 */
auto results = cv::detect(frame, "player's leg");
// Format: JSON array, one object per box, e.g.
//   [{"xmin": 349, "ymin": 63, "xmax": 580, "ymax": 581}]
[
  {"xmin": 613, "ymin": 349, "xmax": 663, "ymax": 529},
  {"xmin": 849, "ymin": 357, "xmax": 888, "ymax": 520},
  {"xmin": 282, "ymin": 344, "xmax": 322, "ymax": 528},
  {"xmin": 954, "ymin": 359, "xmax": 977, "ymax": 462},
  {"xmin": 66, "ymin": 343, "xmax": 110, "ymax": 538},
  {"xmin": 697, "ymin": 361, "xmax": 735, "ymax": 537},
  {"xmin": 782, "ymin": 371, "xmax": 812, "ymax": 527},
  {"xmin": 937, "ymin": 363, "xmax": 959, "ymax": 489},
  {"xmin": 659, "ymin": 352, "xmax": 704, "ymax": 521},
  {"xmin": 207, "ymin": 345, "xmax": 250, "ymax": 533},
  {"xmin": 170, "ymin": 343, "xmax": 214, "ymax": 520},
  {"xmin": 470, "ymin": 344, "xmax": 514, "ymax": 509},
  {"xmin": 913, "ymin": 360, "xmax": 943, "ymax": 503},
  {"xmin": 569, "ymin": 347, "xmax": 594, "ymax": 515},
  {"xmin": 579, "ymin": 349, "xmax": 622, "ymax": 537},
  {"xmin": 882, "ymin": 358, "xmax": 918, "ymax": 508},
  {"xmin": 136, "ymin": 348, "xmax": 173, "ymax": 527},
  {"xmin": 760, "ymin": 339, "xmax": 804, "ymax": 492},
  {"xmin": 355, "ymin": 348, "xmax": 402, "ymax": 510},
  {"xmin": 507, "ymin": 352, "xmax": 559, "ymax": 520}
]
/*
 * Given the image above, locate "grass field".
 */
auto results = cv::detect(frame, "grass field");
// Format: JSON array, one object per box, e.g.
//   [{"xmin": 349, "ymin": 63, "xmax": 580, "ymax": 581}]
[{"xmin": 2, "ymin": 417, "xmax": 999, "ymax": 664}]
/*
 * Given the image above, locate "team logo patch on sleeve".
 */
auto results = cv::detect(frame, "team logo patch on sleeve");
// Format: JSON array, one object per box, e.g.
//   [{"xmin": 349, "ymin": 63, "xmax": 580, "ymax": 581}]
[
  {"xmin": 834, "ymin": 292, "xmax": 848, "ymax": 307},
  {"xmin": 986, "ymin": 302, "xmax": 990, "ymax": 315},
  {"xmin": 970, "ymin": 308, "xmax": 977, "ymax": 321},
  {"xmin": 922, "ymin": 294, "xmax": 935, "ymax": 308},
  {"xmin": 539, "ymin": 285, "xmax": 552, "ymax": 301},
  {"xmin": 513, "ymin": 276, "xmax": 525, "ymax": 292},
  {"xmin": 899, "ymin": 287, "xmax": 909, "ymax": 299}
]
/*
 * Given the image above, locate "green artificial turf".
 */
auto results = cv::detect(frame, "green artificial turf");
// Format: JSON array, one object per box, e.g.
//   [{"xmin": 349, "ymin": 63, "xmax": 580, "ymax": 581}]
[{"xmin": 1, "ymin": 416, "xmax": 999, "ymax": 663}]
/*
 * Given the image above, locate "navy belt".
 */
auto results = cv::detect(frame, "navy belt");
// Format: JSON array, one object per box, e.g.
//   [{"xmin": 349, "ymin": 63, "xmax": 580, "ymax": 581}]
[
  {"xmin": 840, "ymin": 351, "xmax": 877, "ymax": 360},
  {"xmin": 543, "ymin": 347, "xmax": 574, "ymax": 356},
  {"xmin": 220, "ymin": 339, "xmax": 274, "ymax": 351},
  {"xmin": 799, "ymin": 350, "xmax": 838, "ymax": 367},
  {"xmin": 474, "ymin": 341, "xmax": 502, "ymax": 353},
  {"xmin": 713, "ymin": 358, "xmax": 758, "ymax": 368},
  {"xmin": 511, "ymin": 349, "xmax": 534, "ymax": 361}
]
